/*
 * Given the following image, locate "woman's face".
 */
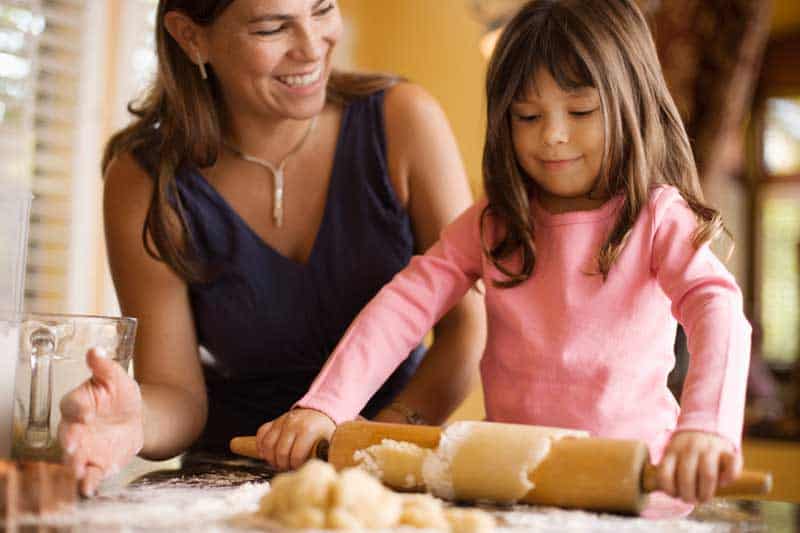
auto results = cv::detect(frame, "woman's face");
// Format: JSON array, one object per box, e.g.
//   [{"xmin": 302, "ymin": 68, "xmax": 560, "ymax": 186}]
[
  {"xmin": 510, "ymin": 68, "xmax": 605, "ymax": 208},
  {"xmin": 203, "ymin": 0, "xmax": 342, "ymax": 121}
]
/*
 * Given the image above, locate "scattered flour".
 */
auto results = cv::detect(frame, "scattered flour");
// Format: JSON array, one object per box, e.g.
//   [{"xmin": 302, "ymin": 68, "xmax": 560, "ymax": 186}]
[{"xmin": 17, "ymin": 482, "xmax": 270, "ymax": 530}]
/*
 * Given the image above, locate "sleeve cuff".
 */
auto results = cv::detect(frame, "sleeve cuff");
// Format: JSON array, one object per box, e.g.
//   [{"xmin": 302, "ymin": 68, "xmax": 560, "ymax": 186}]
[
  {"xmin": 293, "ymin": 394, "xmax": 357, "ymax": 426},
  {"xmin": 675, "ymin": 413, "xmax": 742, "ymax": 452}
]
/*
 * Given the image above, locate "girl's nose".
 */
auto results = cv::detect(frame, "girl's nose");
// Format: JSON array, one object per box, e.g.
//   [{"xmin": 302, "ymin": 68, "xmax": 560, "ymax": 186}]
[{"xmin": 542, "ymin": 116, "xmax": 569, "ymax": 146}]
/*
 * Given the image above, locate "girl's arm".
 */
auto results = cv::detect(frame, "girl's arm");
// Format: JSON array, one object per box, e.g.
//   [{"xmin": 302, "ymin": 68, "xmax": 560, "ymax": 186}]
[
  {"xmin": 650, "ymin": 187, "xmax": 752, "ymax": 502},
  {"xmin": 651, "ymin": 188, "xmax": 751, "ymax": 448},
  {"xmin": 256, "ymin": 197, "xmax": 487, "ymax": 470},
  {"xmin": 372, "ymin": 83, "xmax": 486, "ymax": 425}
]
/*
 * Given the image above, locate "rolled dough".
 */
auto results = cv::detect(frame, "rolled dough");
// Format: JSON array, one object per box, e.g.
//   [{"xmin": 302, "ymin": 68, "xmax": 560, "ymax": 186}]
[
  {"xmin": 353, "ymin": 438, "xmax": 430, "ymax": 490},
  {"xmin": 423, "ymin": 422, "xmax": 588, "ymax": 502}
]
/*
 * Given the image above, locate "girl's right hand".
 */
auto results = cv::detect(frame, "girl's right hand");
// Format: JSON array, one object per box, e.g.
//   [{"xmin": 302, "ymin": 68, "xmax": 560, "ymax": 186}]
[
  {"xmin": 256, "ymin": 408, "xmax": 336, "ymax": 471},
  {"xmin": 58, "ymin": 347, "xmax": 144, "ymax": 497}
]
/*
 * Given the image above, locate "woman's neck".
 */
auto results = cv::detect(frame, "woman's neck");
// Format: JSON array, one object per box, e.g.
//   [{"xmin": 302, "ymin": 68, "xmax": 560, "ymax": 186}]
[{"xmin": 223, "ymin": 109, "xmax": 321, "ymax": 164}]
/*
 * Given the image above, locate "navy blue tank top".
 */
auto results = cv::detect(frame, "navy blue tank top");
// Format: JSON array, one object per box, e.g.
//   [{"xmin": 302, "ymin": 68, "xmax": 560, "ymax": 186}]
[{"xmin": 169, "ymin": 91, "xmax": 424, "ymax": 452}]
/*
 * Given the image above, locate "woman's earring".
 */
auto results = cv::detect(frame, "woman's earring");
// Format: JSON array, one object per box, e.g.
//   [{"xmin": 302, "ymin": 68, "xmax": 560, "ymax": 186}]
[{"xmin": 195, "ymin": 52, "xmax": 208, "ymax": 80}]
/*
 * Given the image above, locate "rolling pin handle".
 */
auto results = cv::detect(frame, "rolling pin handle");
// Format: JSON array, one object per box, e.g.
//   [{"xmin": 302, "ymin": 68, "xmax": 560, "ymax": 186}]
[
  {"xmin": 641, "ymin": 463, "xmax": 772, "ymax": 496},
  {"xmin": 314, "ymin": 439, "xmax": 330, "ymax": 461}
]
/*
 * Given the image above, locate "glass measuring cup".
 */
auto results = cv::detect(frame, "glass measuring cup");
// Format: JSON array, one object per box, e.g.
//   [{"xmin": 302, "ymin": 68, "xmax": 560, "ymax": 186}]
[
  {"xmin": 0, "ymin": 185, "xmax": 32, "ymax": 459},
  {"xmin": 6, "ymin": 313, "xmax": 136, "ymax": 461}
]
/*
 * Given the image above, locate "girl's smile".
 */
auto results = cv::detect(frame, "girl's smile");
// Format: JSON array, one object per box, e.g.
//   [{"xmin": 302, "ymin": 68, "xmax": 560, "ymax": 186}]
[
  {"xmin": 538, "ymin": 156, "xmax": 584, "ymax": 172},
  {"xmin": 511, "ymin": 69, "xmax": 605, "ymax": 213}
]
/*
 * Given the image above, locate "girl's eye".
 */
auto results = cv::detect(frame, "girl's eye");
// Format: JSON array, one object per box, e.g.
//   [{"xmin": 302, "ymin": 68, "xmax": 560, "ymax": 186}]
[
  {"xmin": 570, "ymin": 108, "xmax": 598, "ymax": 117},
  {"xmin": 514, "ymin": 113, "xmax": 540, "ymax": 122}
]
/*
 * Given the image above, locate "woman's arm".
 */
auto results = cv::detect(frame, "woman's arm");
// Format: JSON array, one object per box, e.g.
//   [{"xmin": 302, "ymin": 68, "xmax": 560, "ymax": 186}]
[
  {"xmin": 102, "ymin": 153, "xmax": 208, "ymax": 458},
  {"xmin": 376, "ymin": 83, "xmax": 486, "ymax": 424},
  {"xmin": 59, "ymin": 154, "xmax": 210, "ymax": 495}
]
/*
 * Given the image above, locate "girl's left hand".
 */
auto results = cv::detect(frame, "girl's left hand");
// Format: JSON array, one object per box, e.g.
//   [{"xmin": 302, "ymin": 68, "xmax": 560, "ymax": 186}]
[
  {"xmin": 255, "ymin": 408, "xmax": 335, "ymax": 471},
  {"xmin": 656, "ymin": 431, "xmax": 742, "ymax": 503}
]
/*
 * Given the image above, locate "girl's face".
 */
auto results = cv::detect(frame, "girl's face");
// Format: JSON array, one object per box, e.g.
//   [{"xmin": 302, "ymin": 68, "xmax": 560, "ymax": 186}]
[
  {"xmin": 510, "ymin": 69, "xmax": 605, "ymax": 210},
  {"xmin": 203, "ymin": 0, "xmax": 342, "ymax": 121}
]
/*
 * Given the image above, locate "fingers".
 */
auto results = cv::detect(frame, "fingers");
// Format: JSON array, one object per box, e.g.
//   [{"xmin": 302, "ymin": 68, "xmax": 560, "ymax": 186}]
[
  {"xmin": 657, "ymin": 452, "xmax": 677, "ymax": 497},
  {"xmin": 274, "ymin": 425, "xmax": 295, "ymax": 471},
  {"xmin": 79, "ymin": 465, "xmax": 106, "ymax": 498},
  {"xmin": 289, "ymin": 429, "xmax": 325, "ymax": 470},
  {"xmin": 256, "ymin": 410, "xmax": 336, "ymax": 471},
  {"xmin": 696, "ymin": 450, "xmax": 719, "ymax": 503},
  {"xmin": 676, "ymin": 448, "xmax": 700, "ymax": 503},
  {"xmin": 60, "ymin": 380, "xmax": 98, "ymax": 424},
  {"xmin": 718, "ymin": 450, "xmax": 741, "ymax": 487},
  {"xmin": 59, "ymin": 422, "xmax": 88, "ymax": 479},
  {"xmin": 257, "ymin": 419, "xmax": 281, "ymax": 468},
  {"xmin": 86, "ymin": 347, "xmax": 121, "ymax": 389}
]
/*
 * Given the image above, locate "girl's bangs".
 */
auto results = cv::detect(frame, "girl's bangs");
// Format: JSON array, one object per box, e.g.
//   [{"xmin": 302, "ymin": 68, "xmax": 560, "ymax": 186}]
[{"xmin": 513, "ymin": 14, "xmax": 595, "ymax": 100}]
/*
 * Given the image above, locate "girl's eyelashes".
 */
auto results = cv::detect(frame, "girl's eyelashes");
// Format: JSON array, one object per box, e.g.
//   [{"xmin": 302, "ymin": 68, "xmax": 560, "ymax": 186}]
[
  {"xmin": 513, "ymin": 113, "xmax": 541, "ymax": 122},
  {"xmin": 511, "ymin": 108, "xmax": 599, "ymax": 121},
  {"xmin": 571, "ymin": 108, "xmax": 599, "ymax": 117}
]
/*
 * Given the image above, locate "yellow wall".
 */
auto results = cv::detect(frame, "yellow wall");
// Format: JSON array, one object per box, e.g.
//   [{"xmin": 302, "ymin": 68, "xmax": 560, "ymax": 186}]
[
  {"xmin": 773, "ymin": 0, "xmax": 800, "ymax": 36},
  {"xmin": 338, "ymin": 0, "xmax": 487, "ymax": 197}
]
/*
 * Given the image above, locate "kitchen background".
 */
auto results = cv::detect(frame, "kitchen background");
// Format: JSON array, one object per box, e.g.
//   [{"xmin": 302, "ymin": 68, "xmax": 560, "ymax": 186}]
[{"xmin": 0, "ymin": 0, "xmax": 798, "ymax": 501}]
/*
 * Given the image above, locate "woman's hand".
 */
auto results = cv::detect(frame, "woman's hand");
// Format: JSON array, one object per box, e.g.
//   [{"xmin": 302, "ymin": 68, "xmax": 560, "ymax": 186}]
[
  {"xmin": 656, "ymin": 430, "xmax": 742, "ymax": 503},
  {"xmin": 256, "ymin": 408, "xmax": 335, "ymax": 471},
  {"xmin": 58, "ymin": 347, "xmax": 144, "ymax": 497}
]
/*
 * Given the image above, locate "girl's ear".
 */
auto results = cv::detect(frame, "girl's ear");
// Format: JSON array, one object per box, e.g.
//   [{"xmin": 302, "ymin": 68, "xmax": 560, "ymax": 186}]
[{"xmin": 163, "ymin": 10, "xmax": 210, "ymax": 65}]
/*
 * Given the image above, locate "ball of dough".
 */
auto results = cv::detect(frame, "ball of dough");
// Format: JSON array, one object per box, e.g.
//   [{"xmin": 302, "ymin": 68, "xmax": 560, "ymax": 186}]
[
  {"xmin": 399, "ymin": 494, "xmax": 449, "ymax": 530},
  {"xmin": 259, "ymin": 460, "xmax": 338, "ymax": 529},
  {"xmin": 327, "ymin": 467, "xmax": 404, "ymax": 529},
  {"xmin": 444, "ymin": 508, "xmax": 497, "ymax": 533}
]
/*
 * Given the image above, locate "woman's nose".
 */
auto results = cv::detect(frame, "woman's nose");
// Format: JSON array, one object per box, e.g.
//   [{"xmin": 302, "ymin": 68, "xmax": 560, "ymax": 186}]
[{"xmin": 290, "ymin": 24, "xmax": 324, "ymax": 62}]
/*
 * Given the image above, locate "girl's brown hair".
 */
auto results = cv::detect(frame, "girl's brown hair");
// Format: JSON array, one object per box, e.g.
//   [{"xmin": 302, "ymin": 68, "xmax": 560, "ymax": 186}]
[
  {"xmin": 481, "ymin": 0, "xmax": 725, "ymax": 287},
  {"xmin": 102, "ymin": 0, "xmax": 399, "ymax": 282}
]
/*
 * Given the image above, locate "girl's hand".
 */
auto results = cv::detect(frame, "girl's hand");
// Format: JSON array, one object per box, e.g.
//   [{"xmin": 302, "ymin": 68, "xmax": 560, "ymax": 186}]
[
  {"xmin": 656, "ymin": 430, "xmax": 742, "ymax": 503},
  {"xmin": 58, "ymin": 348, "xmax": 144, "ymax": 497},
  {"xmin": 256, "ymin": 408, "xmax": 335, "ymax": 471}
]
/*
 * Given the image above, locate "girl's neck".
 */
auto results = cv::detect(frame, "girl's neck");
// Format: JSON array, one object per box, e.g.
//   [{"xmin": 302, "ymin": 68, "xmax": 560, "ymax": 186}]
[{"xmin": 535, "ymin": 187, "xmax": 611, "ymax": 215}]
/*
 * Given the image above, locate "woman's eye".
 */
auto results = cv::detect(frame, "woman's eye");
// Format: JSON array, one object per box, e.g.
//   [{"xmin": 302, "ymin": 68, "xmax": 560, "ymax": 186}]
[
  {"xmin": 315, "ymin": 2, "xmax": 336, "ymax": 16},
  {"xmin": 255, "ymin": 25, "xmax": 286, "ymax": 36},
  {"xmin": 570, "ymin": 108, "xmax": 598, "ymax": 117}
]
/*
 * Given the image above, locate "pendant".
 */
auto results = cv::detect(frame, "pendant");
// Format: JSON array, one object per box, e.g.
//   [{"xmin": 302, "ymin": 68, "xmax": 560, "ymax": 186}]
[{"xmin": 273, "ymin": 166, "xmax": 284, "ymax": 227}]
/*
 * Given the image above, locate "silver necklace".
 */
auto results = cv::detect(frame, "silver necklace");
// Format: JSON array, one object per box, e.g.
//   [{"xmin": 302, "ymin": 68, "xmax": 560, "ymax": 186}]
[{"xmin": 225, "ymin": 116, "xmax": 318, "ymax": 227}]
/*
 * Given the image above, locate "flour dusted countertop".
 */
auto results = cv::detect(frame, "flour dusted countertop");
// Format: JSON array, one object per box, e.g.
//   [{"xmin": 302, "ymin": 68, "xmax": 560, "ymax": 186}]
[{"xmin": 14, "ymin": 455, "xmax": 790, "ymax": 532}]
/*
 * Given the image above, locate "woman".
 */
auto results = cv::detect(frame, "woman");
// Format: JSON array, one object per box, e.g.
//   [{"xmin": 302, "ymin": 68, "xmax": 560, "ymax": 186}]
[{"xmin": 58, "ymin": 0, "xmax": 485, "ymax": 495}]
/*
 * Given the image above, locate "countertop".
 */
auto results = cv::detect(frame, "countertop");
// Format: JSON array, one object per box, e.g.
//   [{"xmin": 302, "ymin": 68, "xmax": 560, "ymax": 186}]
[{"xmin": 10, "ymin": 455, "xmax": 799, "ymax": 532}]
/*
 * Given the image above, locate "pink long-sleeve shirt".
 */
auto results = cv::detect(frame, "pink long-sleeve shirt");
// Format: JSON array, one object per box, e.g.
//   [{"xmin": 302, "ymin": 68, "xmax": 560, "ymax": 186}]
[{"xmin": 297, "ymin": 185, "xmax": 751, "ymax": 457}]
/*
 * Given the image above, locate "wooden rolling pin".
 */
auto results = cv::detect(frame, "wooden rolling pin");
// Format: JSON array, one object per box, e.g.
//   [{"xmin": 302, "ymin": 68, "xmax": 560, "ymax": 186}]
[{"xmin": 230, "ymin": 421, "xmax": 772, "ymax": 515}]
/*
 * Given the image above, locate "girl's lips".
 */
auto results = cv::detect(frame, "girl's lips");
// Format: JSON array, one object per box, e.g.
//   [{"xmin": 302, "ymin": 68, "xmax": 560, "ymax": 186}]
[{"xmin": 539, "ymin": 156, "xmax": 582, "ymax": 171}]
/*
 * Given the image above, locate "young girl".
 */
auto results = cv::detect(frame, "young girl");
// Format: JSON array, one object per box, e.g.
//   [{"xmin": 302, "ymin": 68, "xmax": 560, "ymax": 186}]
[{"xmin": 257, "ymin": 0, "xmax": 751, "ymax": 514}]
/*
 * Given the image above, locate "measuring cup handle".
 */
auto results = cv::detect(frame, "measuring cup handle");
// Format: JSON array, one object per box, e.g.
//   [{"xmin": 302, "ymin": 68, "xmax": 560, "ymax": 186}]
[{"xmin": 26, "ymin": 327, "xmax": 57, "ymax": 448}]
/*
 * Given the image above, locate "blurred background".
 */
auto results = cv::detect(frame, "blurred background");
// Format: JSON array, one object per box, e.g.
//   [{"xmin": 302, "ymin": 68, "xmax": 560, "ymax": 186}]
[{"xmin": 0, "ymin": 0, "xmax": 798, "ymax": 499}]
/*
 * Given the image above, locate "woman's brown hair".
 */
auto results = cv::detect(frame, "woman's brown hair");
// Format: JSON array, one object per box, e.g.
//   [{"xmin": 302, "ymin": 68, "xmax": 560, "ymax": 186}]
[
  {"xmin": 481, "ymin": 0, "xmax": 725, "ymax": 287},
  {"xmin": 102, "ymin": 0, "xmax": 399, "ymax": 283}
]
